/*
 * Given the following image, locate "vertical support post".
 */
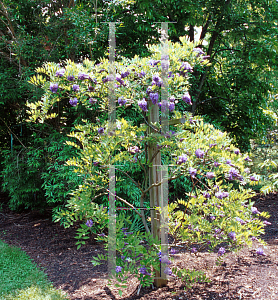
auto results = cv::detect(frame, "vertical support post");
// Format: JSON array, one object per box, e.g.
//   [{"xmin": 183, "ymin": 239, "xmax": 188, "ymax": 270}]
[
  {"xmin": 148, "ymin": 22, "xmax": 170, "ymax": 287},
  {"xmin": 107, "ymin": 22, "xmax": 116, "ymax": 278}
]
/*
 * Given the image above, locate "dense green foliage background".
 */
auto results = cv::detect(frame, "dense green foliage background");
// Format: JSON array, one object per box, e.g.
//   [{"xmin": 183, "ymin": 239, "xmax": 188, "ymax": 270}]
[{"xmin": 0, "ymin": 0, "xmax": 278, "ymax": 212}]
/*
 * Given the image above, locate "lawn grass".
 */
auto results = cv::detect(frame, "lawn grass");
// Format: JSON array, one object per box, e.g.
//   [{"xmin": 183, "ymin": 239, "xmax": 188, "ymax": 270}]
[{"xmin": 0, "ymin": 239, "xmax": 68, "ymax": 300}]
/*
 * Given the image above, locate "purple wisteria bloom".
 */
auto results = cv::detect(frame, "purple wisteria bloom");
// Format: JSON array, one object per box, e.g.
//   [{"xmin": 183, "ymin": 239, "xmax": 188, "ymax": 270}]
[
  {"xmin": 72, "ymin": 84, "xmax": 80, "ymax": 91},
  {"xmin": 121, "ymin": 69, "xmax": 130, "ymax": 78},
  {"xmin": 139, "ymin": 70, "xmax": 146, "ymax": 77},
  {"xmin": 118, "ymin": 97, "xmax": 127, "ymax": 106},
  {"xmin": 206, "ymin": 172, "xmax": 215, "ymax": 179},
  {"xmin": 115, "ymin": 266, "xmax": 122, "ymax": 273},
  {"xmin": 189, "ymin": 167, "xmax": 197, "ymax": 177},
  {"xmin": 169, "ymin": 96, "xmax": 175, "ymax": 102},
  {"xmin": 218, "ymin": 247, "xmax": 226, "ymax": 256},
  {"xmin": 149, "ymin": 92, "xmax": 159, "ymax": 104},
  {"xmin": 177, "ymin": 154, "xmax": 188, "ymax": 165},
  {"xmin": 244, "ymin": 156, "xmax": 252, "ymax": 162},
  {"xmin": 226, "ymin": 159, "xmax": 232, "ymax": 165},
  {"xmin": 160, "ymin": 255, "xmax": 171, "ymax": 264},
  {"xmin": 50, "ymin": 83, "xmax": 58, "ymax": 93},
  {"xmin": 55, "ymin": 69, "xmax": 65, "ymax": 77},
  {"xmin": 138, "ymin": 98, "xmax": 148, "ymax": 112},
  {"xmin": 169, "ymin": 102, "xmax": 175, "ymax": 112},
  {"xmin": 193, "ymin": 47, "xmax": 205, "ymax": 57},
  {"xmin": 149, "ymin": 59, "xmax": 160, "ymax": 66},
  {"xmin": 179, "ymin": 61, "xmax": 193, "ymax": 76},
  {"xmin": 228, "ymin": 167, "xmax": 240, "ymax": 180},
  {"xmin": 251, "ymin": 206, "xmax": 260, "ymax": 215},
  {"xmin": 234, "ymin": 149, "xmax": 240, "ymax": 154},
  {"xmin": 152, "ymin": 74, "xmax": 163, "ymax": 87},
  {"xmin": 78, "ymin": 72, "xmax": 89, "ymax": 80},
  {"xmin": 116, "ymin": 74, "xmax": 125, "ymax": 85},
  {"xmin": 86, "ymin": 219, "xmax": 93, "ymax": 227},
  {"xmin": 139, "ymin": 266, "xmax": 151, "ymax": 276},
  {"xmin": 256, "ymin": 248, "xmax": 266, "ymax": 256},
  {"xmin": 69, "ymin": 97, "xmax": 78, "ymax": 106},
  {"xmin": 98, "ymin": 127, "xmax": 105, "ymax": 134},
  {"xmin": 182, "ymin": 92, "xmax": 192, "ymax": 105},
  {"xmin": 203, "ymin": 192, "xmax": 211, "ymax": 199},
  {"xmin": 228, "ymin": 231, "xmax": 236, "ymax": 241},
  {"xmin": 235, "ymin": 217, "xmax": 246, "ymax": 225},
  {"xmin": 89, "ymin": 98, "xmax": 97, "ymax": 104},
  {"xmin": 88, "ymin": 85, "xmax": 95, "ymax": 92},
  {"xmin": 128, "ymin": 146, "xmax": 139, "ymax": 154},
  {"xmin": 195, "ymin": 148, "xmax": 205, "ymax": 158},
  {"xmin": 163, "ymin": 267, "xmax": 173, "ymax": 275},
  {"xmin": 146, "ymin": 86, "xmax": 153, "ymax": 94},
  {"xmin": 263, "ymin": 220, "xmax": 271, "ymax": 226},
  {"xmin": 67, "ymin": 75, "xmax": 75, "ymax": 81},
  {"xmin": 250, "ymin": 175, "xmax": 258, "ymax": 181},
  {"xmin": 102, "ymin": 76, "xmax": 109, "ymax": 83},
  {"xmin": 170, "ymin": 248, "xmax": 179, "ymax": 255},
  {"xmin": 214, "ymin": 161, "xmax": 221, "ymax": 167}
]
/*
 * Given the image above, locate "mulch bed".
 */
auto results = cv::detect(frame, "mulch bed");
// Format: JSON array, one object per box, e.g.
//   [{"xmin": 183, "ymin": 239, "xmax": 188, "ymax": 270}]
[{"xmin": 0, "ymin": 192, "xmax": 278, "ymax": 300}]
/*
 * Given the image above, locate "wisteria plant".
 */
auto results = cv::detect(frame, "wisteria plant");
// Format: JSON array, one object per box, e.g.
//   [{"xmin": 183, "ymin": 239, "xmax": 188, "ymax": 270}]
[{"xmin": 26, "ymin": 36, "xmax": 271, "ymax": 293}]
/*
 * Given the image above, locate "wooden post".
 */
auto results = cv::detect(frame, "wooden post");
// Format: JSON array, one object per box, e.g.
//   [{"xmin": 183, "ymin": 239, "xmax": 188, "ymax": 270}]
[{"xmin": 148, "ymin": 102, "xmax": 168, "ymax": 288}]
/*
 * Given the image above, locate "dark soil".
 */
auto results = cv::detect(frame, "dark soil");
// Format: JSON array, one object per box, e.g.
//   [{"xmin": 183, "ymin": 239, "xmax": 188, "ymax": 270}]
[{"xmin": 0, "ymin": 192, "xmax": 278, "ymax": 300}]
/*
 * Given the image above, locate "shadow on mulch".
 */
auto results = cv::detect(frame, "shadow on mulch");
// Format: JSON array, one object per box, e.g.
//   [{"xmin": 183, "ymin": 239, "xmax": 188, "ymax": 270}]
[{"xmin": 0, "ymin": 191, "xmax": 278, "ymax": 300}]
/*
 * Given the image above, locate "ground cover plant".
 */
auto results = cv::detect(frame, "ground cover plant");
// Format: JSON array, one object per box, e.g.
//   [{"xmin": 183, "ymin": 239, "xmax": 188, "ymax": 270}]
[
  {"xmin": 0, "ymin": 239, "xmax": 68, "ymax": 300},
  {"xmin": 24, "ymin": 35, "xmax": 273, "ymax": 295}
]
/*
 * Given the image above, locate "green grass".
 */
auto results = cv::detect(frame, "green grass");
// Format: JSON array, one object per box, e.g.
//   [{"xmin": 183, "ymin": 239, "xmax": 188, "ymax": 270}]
[{"xmin": 0, "ymin": 239, "xmax": 69, "ymax": 300}]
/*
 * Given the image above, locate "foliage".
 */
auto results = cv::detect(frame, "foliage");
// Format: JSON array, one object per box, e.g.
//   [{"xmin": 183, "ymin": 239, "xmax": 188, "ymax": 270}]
[
  {"xmin": 0, "ymin": 239, "xmax": 68, "ymax": 299},
  {"xmin": 1, "ymin": 126, "xmax": 82, "ymax": 212},
  {"xmin": 25, "ymin": 36, "xmax": 272, "ymax": 292}
]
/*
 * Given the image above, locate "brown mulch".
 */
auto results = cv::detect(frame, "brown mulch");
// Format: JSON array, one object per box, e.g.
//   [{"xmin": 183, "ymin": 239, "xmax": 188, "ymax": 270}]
[{"xmin": 0, "ymin": 192, "xmax": 278, "ymax": 300}]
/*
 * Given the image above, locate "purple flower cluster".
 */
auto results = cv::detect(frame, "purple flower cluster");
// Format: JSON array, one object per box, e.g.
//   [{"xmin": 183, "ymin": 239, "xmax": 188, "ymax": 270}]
[
  {"xmin": 139, "ymin": 266, "xmax": 151, "ymax": 276},
  {"xmin": 98, "ymin": 127, "xmax": 105, "ymax": 134},
  {"xmin": 72, "ymin": 84, "xmax": 80, "ymax": 91},
  {"xmin": 228, "ymin": 167, "xmax": 240, "ymax": 180},
  {"xmin": 179, "ymin": 62, "xmax": 193, "ymax": 76},
  {"xmin": 214, "ymin": 161, "xmax": 221, "ymax": 167},
  {"xmin": 55, "ymin": 69, "xmax": 65, "ymax": 77},
  {"xmin": 189, "ymin": 167, "xmax": 197, "ymax": 177},
  {"xmin": 67, "ymin": 75, "xmax": 75, "ymax": 81},
  {"xmin": 251, "ymin": 206, "xmax": 260, "ymax": 215},
  {"xmin": 244, "ymin": 156, "xmax": 252, "ymax": 162},
  {"xmin": 121, "ymin": 69, "xmax": 130, "ymax": 78},
  {"xmin": 235, "ymin": 217, "xmax": 246, "ymax": 225},
  {"xmin": 203, "ymin": 192, "xmax": 211, "ymax": 199},
  {"xmin": 228, "ymin": 231, "xmax": 236, "ymax": 241},
  {"xmin": 138, "ymin": 98, "xmax": 148, "ymax": 112},
  {"xmin": 206, "ymin": 172, "xmax": 215, "ymax": 179},
  {"xmin": 160, "ymin": 255, "xmax": 171, "ymax": 265},
  {"xmin": 118, "ymin": 97, "xmax": 127, "ymax": 106},
  {"xmin": 182, "ymin": 92, "xmax": 192, "ymax": 105},
  {"xmin": 191, "ymin": 247, "xmax": 197, "ymax": 254},
  {"xmin": 78, "ymin": 72, "xmax": 89, "ymax": 80},
  {"xmin": 69, "ymin": 97, "xmax": 78, "ymax": 106},
  {"xmin": 116, "ymin": 74, "xmax": 125, "ymax": 86},
  {"xmin": 195, "ymin": 149, "xmax": 205, "ymax": 158},
  {"xmin": 88, "ymin": 85, "xmax": 95, "ymax": 92},
  {"xmin": 256, "ymin": 248, "xmax": 266, "ymax": 256},
  {"xmin": 128, "ymin": 146, "xmax": 139, "ymax": 154},
  {"xmin": 250, "ymin": 175, "xmax": 258, "ymax": 181},
  {"xmin": 193, "ymin": 47, "xmax": 205, "ymax": 57},
  {"xmin": 115, "ymin": 266, "xmax": 122, "ymax": 273},
  {"xmin": 50, "ymin": 83, "xmax": 58, "ymax": 93},
  {"xmin": 177, "ymin": 154, "xmax": 188, "ymax": 165},
  {"xmin": 149, "ymin": 92, "xmax": 159, "ymax": 104},
  {"xmin": 215, "ymin": 191, "xmax": 229, "ymax": 199},
  {"xmin": 218, "ymin": 247, "xmax": 226, "ymax": 256},
  {"xmin": 89, "ymin": 98, "xmax": 97, "ymax": 104},
  {"xmin": 86, "ymin": 219, "xmax": 93, "ymax": 227},
  {"xmin": 152, "ymin": 74, "xmax": 163, "ymax": 87}
]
